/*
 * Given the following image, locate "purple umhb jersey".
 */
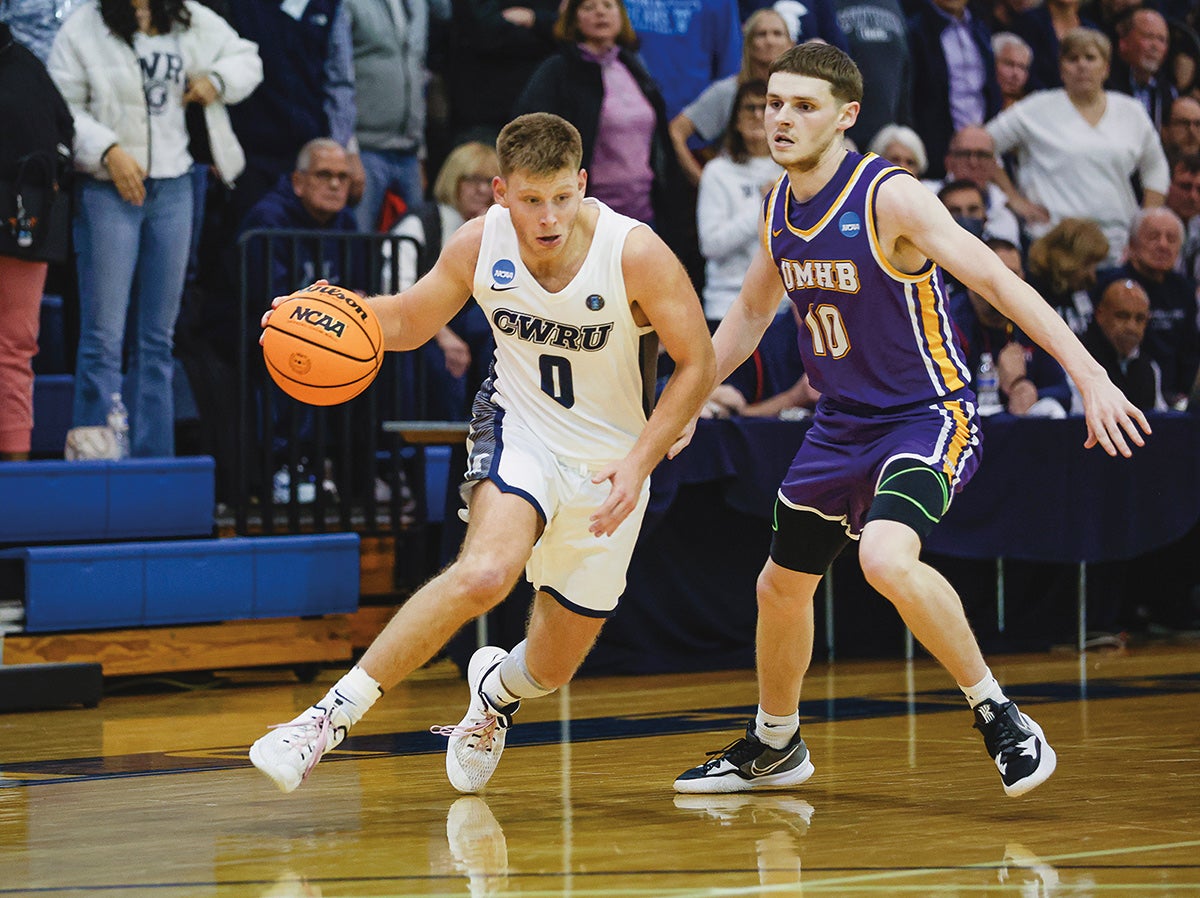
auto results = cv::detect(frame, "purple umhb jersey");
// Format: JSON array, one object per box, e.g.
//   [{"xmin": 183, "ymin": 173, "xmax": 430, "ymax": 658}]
[{"xmin": 765, "ymin": 151, "xmax": 973, "ymax": 409}]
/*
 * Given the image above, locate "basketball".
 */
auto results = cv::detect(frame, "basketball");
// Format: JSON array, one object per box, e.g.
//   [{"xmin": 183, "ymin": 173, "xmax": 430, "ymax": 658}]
[{"xmin": 261, "ymin": 284, "xmax": 384, "ymax": 406}]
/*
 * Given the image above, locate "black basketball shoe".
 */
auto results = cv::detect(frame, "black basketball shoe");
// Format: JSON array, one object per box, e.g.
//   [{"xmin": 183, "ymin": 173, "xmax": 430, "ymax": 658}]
[
  {"xmin": 674, "ymin": 724, "xmax": 814, "ymax": 794},
  {"xmin": 973, "ymin": 699, "xmax": 1057, "ymax": 797}
]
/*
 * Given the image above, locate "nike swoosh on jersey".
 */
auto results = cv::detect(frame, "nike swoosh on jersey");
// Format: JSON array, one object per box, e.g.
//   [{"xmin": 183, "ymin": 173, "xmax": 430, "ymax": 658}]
[
  {"xmin": 772, "ymin": 227, "xmax": 783, "ymax": 237},
  {"xmin": 749, "ymin": 743, "xmax": 800, "ymax": 776},
  {"xmin": 490, "ymin": 284, "xmax": 519, "ymax": 292}
]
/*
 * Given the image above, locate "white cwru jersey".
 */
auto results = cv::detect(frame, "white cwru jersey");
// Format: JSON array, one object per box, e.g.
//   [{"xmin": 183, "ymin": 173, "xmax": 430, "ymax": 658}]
[{"xmin": 472, "ymin": 199, "xmax": 656, "ymax": 465}]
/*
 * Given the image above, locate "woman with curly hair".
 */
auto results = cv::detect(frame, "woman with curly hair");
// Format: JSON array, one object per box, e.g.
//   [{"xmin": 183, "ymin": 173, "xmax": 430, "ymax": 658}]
[
  {"xmin": 48, "ymin": 0, "xmax": 260, "ymax": 456},
  {"xmin": 1025, "ymin": 217, "xmax": 1110, "ymax": 335}
]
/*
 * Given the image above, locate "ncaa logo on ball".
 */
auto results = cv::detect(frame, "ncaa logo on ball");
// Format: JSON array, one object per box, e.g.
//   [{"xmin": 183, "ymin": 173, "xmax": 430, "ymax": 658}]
[
  {"xmin": 288, "ymin": 352, "xmax": 312, "ymax": 374},
  {"xmin": 491, "ymin": 259, "xmax": 517, "ymax": 290},
  {"xmin": 288, "ymin": 304, "xmax": 347, "ymax": 338},
  {"xmin": 839, "ymin": 212, "xmax": 861, "ymax": 237}
]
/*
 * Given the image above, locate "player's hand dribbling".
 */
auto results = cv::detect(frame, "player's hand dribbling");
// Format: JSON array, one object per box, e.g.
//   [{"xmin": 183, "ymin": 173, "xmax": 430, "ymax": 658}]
[{"xmin": 260, "ymin": 279, "xmax": 331, "ymax": 342}]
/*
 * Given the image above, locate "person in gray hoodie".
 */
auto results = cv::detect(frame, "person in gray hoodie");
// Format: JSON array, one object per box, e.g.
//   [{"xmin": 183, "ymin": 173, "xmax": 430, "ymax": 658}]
[{"xmin": 346, "ymin": 0, "xmax": 449, "ymax": 231}]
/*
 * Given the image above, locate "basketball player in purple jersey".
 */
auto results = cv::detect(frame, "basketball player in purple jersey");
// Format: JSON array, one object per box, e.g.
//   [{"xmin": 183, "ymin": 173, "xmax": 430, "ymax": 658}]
[{"xmin": 673, "ymin": 43, "xmax": 1151, "ymax": 798}]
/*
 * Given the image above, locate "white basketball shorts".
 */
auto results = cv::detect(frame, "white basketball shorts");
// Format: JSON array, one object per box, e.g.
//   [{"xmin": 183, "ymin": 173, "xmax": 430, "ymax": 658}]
[{"xmin": 462, "ymin": 415, "xmax": 649, "ymax": 618}]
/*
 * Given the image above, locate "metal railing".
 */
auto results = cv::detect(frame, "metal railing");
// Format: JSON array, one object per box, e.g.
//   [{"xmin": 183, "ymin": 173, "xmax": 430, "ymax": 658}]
[{"xmin": 230, "ymin": 228, "xmax": 440, "ymax": 540}]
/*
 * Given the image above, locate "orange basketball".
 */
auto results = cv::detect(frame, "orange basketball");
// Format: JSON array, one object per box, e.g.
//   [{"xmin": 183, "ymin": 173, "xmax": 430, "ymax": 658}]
[{"xmin": 261, "ymin": 284, "xmax": 384, "ymax": 406}]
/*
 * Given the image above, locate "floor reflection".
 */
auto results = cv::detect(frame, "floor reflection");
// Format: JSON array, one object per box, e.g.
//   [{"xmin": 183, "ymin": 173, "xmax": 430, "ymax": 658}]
[{"xmin": 447, "ymin": 796, "xmax": 509, "ymax": 898}]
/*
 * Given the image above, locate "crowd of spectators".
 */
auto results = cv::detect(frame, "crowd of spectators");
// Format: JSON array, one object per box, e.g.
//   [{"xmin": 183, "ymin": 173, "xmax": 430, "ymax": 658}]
[{"xmin": 3, "ymin": 0, "xmax": 1191, "ymax": 430}]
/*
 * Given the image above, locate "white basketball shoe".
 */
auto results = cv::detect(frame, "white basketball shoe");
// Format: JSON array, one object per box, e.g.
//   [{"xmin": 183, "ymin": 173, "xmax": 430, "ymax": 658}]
[{"xmin": 431, "ymin": 646, "xmax": 518, "ymax": 793}]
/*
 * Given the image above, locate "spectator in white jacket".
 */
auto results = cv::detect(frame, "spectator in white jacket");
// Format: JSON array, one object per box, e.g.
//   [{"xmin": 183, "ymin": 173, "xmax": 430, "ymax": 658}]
[
  {"xmin": 48, "ymin": 0, "xmax": 260, "ymax": 457},
  {"xmin": 696, "ymin": 79, "xmax": 782, "ymax": 324}
]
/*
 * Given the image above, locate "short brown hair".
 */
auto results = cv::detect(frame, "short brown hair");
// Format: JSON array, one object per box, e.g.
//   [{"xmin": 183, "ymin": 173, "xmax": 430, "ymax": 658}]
[
  {"xmin": 769, "ymin": 43, "xmax": 863, "ymax": 104},
  {"xmin": 554, "ymin": 0, "xmax": 637, "ymax": 47},
  {"xmin": 496, "ymin": 113, "xmax": 585, "ymax": 178}
]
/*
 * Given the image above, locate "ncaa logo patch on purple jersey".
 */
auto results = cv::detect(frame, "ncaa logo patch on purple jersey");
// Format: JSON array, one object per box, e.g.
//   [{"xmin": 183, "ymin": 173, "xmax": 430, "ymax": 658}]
[{"xmin": 839, "ymin": 212, "xmax": 861, "ymax": 237}]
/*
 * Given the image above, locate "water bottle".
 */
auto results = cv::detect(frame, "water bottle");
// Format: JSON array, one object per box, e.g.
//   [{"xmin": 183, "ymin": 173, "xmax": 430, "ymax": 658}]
[
  {"xmin": 975, "ymin": 352, "xmax": 1003, "ymax": 416},
  {"xmin": 106, "ymin": 392, "xmax": 131, "ymax": 458}
]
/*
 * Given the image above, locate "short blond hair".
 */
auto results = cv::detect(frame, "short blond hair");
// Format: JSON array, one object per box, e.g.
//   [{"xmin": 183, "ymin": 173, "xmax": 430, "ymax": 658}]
[
  {"xmin": 496, "ymin": 113, "xmax": 584, "ymax": 178},
  {"xmin": 432, "ymin": 142, "xmax": 499, "ymax": 207},
  {"xmin": 1059, "ymin": 26, "xmax": 1111, "ymax": 64}
]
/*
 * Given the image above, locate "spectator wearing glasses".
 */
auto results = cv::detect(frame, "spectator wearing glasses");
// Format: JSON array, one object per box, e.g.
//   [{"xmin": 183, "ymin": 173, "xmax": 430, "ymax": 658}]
[
  {"xmin": 1164, "ymin": 152, "xmax": 1200, "ymax": 283},
  {"xmin": 668, "ymin": 9, "xmax": 793, "ymax": 188},
  {"xmin": 234, "ymin": 139, "xmax": 362, "ymax": 348},
  {"xmin": 906, "ymin": 0, "xmax": 1002, "ymax": 180},
  {"xmin": 1162, "ymin": 95, "xmax": 1200, "ymax": 164},
  {"xmin": 987, "ymin": 27, "xmax": 1170, "ymax": 264},
  {"xmin": 696, "ymin": 79, "xmax": 781, "ymax": 325},
  {"xmin": 921, "ymin": 125, "xmax": 1020, "ymax": 245},
  {"xmin": 385, "ymin": 141, "xmax": 501, "ymax": 418},
  {"xmin": 1097, "ymin": 206, "xmax": 1199, "ymax": 408}
]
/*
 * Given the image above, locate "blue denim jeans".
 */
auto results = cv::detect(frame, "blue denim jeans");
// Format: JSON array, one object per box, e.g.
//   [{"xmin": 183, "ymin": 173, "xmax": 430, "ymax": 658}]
[
  {"xmin": 355, "ymin": 147, "xmax": 424, "ymax": 232},
  {"xmin": 73, "ymin": 175, "xmax": 193, "ymax": 457}
]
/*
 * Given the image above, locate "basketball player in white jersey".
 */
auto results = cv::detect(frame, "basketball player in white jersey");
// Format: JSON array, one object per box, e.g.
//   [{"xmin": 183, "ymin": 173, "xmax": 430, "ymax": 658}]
[{"xmin": 249, "ymin": 113, "xmax": 715, "ymax": 794}]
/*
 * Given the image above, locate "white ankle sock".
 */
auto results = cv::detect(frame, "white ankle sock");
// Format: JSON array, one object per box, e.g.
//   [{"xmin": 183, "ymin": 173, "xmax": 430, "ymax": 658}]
[
  {"xmin": 324, "ymin": 666, "xmax": 383, "ymax": 727},
  {"xmin": 959, "ymin": 670, "xmax": 1009, "ymax": 709},
  {"xmin": 755, "ymin": 707, "xmax": 799, "ymax": 749},
  {"xmin": 481, "ymin": 641, "xmax": 554, "ymax": 708}
]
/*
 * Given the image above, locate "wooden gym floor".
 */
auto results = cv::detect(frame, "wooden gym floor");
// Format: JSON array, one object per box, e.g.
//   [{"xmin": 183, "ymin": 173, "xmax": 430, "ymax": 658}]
[{"xmin": 1, "ymin": 643, "xmax": 1198, "ymax": 897}]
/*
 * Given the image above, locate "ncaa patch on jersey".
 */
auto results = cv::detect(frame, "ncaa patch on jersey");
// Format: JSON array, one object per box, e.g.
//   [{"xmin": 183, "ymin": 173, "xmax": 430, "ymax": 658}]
[
  {"xmin": 586, "ymin": 294, "xmax": 605, "ymax": 311},
  {"xmin": 839, "ymin": 212, "xmax": 861, "ymax": 237},
  {"xmin": 491, "ymin": 258, "xmax": 517, "ymax": 290}
]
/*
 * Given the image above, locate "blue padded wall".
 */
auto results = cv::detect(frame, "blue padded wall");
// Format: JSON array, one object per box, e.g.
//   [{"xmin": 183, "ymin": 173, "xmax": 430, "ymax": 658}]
[
  {"xmin": 0, "ymin": 457, "xmax": 215, "ymax": 543},
  {"xmin": 2, "ymin": 533, "xmax": 360, "ymax": 633}
]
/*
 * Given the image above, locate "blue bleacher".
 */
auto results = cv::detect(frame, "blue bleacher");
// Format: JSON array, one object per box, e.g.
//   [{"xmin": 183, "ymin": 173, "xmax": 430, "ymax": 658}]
[
  {"xmin": 0, "ymin": 455, "xmax": 360, "ymax": 635},
  {"xmin": 2, "ymin": 533, "xmax": 360, "ymax": 632},
  {"xmin": 0, "ymin": 457, "xmax": 215, "ymax": 543}
]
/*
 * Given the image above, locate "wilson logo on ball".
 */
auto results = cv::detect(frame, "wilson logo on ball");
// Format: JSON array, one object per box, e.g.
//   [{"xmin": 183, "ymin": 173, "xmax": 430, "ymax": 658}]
[
  {"xmin": 289, "ymin": 305, "xmax": 347, "ymax": 337},
  {"xmin": 309, "ymin": 284, "xmax": 371, "ymax": 321}
]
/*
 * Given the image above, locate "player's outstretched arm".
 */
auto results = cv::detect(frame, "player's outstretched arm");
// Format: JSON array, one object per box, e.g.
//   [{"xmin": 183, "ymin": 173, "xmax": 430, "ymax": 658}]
[
  {"xmin": 367, "ymin": 218, "xmax": 482, "ymax": 353},
  {"xmin": 588, "ymin": 228, "xmax": 716, "ymax": 536},
  {"xmin": 877, "ymin": 176, "xmax": 1151, "ymax": 457},
  {"xmin": 259, "ymin": 224, "xmax": 479, "ymax": 355},
  {"xmin": 713, "ymin": 235, "xmax": 787, "ymax": 385}
]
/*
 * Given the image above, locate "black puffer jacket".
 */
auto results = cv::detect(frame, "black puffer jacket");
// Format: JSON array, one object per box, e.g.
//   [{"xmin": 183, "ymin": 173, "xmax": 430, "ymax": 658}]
[
  {"xmin": 0, "ymin": 23, "xmax": 73, "ymax": 182},
  {"xmin": 513, "ymin": 42, "xmax": 687, "ymax": 257}
]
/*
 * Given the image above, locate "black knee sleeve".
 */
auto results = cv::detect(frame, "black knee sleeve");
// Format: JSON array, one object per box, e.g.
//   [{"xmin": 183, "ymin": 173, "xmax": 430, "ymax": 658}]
[{"xmin": 865, "ymin": 458, "xmax": 951, "ymax": 541}]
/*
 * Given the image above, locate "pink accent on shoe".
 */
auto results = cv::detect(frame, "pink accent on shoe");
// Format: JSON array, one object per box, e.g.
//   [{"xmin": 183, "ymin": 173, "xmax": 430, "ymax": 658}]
[
  {"xmin": 430, "ymin": 717, "xmax": 500, "ymax": 751},
  {"xmin": 269, "ymin": 708, "xmax": 333, "ymax": 783}
]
